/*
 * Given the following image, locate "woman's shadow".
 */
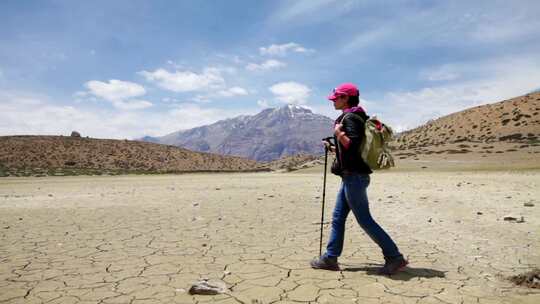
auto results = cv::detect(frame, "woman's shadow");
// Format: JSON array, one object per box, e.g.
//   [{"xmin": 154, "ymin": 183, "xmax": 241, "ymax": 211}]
[{"xmin": 341, "ymin": 263, "xmax": 446, "ymax": 281}]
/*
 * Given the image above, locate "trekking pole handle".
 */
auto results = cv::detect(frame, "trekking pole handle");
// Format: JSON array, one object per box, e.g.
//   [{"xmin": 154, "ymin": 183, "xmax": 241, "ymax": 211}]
[{"xmin": 322, "ymin": 136, "xmax": 335, "ymax": 153}]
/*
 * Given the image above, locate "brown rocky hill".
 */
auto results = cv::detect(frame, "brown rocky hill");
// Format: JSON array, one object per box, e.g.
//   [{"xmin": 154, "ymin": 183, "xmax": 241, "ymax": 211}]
[
  {"xmin": 394, "ymin": 92, "xmax": 540, "ymax": 148},
  {"xmin": 390, "ymin": 92, "xmax": 540, "ymax": 169},
  {"xmin": 0, "ymin": 136, "xmax": 265, "ymax": 177}
]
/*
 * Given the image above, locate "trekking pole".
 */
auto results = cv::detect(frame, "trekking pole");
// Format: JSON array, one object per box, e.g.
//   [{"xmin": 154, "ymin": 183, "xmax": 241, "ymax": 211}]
[{"xmin": 319, "ymin": 137, "xmax": 331, "ymax": 257}]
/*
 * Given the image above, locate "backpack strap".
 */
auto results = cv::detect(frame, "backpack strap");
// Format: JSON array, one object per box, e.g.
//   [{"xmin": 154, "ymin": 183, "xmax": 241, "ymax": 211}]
[
  {"xmin": 341, "ymin": 112, "xmax": 366, "ymax": 128},
  {"xmin": 340, "ymin": 112, "xmax": 366, "ymax": 153}
]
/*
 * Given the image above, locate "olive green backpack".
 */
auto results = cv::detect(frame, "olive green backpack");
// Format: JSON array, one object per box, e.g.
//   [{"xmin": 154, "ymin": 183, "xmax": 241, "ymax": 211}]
[{"xmin": 343, "ymin": 113, "xmax": 395, "ymax": 170}]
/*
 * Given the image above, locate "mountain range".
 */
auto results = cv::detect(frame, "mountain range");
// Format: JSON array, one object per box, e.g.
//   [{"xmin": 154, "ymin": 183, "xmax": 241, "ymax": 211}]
[
  {"xmin": 1, "ymin": 93, "xmax": 538, "ymax": 177},
  {"xmin": 142, "ymin": 105, "xmax": 335, "ymax": 161}
]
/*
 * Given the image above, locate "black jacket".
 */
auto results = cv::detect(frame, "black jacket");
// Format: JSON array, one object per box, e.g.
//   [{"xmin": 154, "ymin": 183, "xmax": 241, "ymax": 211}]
[{"xmin": 331, "ymin": 111, "xmax": 373, "ymax": 176}]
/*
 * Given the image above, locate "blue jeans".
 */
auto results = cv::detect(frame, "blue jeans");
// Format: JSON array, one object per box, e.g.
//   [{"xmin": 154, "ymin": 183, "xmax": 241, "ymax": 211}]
[{"xmin": 326, "ymin": 174, "xmax": 402, "ymax": 259}]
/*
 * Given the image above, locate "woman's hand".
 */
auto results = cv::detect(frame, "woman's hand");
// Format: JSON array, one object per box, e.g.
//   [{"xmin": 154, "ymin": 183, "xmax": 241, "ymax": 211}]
[
  {"xmin": 334, "ymin": 124, "xmax": 345, "ymax": 138},
  {"xmin": 322, "ymin": 140, "xmax": 336, "ymax": 153},
  {"xmin": 334, "ymin": 123, "xmax": 351, "ymax": 150}
]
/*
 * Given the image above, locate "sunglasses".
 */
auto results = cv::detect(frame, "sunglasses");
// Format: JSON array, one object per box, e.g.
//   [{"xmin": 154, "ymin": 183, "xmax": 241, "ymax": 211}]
[{"xmin": 333, "ymin": 88, "xmax": 348, "ymax": 96}]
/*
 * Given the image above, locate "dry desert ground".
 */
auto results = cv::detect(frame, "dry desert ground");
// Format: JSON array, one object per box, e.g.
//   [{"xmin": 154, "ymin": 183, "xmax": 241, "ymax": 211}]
[{"xmin": 1, "ymin": 168, "xmax": 539, "ymax": 303}]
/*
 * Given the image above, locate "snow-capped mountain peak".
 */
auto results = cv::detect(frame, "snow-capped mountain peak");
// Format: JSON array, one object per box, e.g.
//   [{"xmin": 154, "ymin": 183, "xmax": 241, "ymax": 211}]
[{"xmin": 141, "ymin": 104, "xmax": 334, "ymax": 161}]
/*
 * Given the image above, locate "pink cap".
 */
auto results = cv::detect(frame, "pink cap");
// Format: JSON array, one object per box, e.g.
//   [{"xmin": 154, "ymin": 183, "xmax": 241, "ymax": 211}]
[{"xmin": 327, "ymin": 83, "xmax": 360, "ymax": 101}]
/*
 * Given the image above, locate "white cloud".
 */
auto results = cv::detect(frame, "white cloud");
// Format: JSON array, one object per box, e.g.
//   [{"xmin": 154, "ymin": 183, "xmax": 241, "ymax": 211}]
[
  {"xmin": 468, "ymin": 13, "xmax": 540, "ymax": 44},
  {"xmin": 221, "ymin": 66, "xmax": 238, "ymax": 75},
  {"xmin": 273, "ymin": 0, "xmax": 333, "ymax": 20},
  {"xmin": 270, "ymin": 0, "xmax": 356, "ymax": 24},
  {"xmin": 112, "ymin": 99, "xmax": 153, "ymax": 110},
  {"xmin": 73, "ymin": 91, "xmax": 98, "ymax": 104},
  {"xmin": 165, "ymin": 60, "xmax": 190, "ymax": 70},
  {"xmin": 0, "ymin": 91, "xmax": 44, "ymax": 107},
  {"xmin": 73, "ymin": 91, "xmax": 88, "ymax": 98},
  {"xmin": 342, "ymin": 27, "xmax": 392, "ymax": 53},
  {"xmin": 82, "ymin": 79, "xmax": 152, "ymax": 110},
  {"xmin": 139, "ymin": 68, "xmax": 225, "ymax": 92},
  {"xmin": 167, "ymin": 104, "xmax": 245, "ymax": 129},
  {"xmin": 151, "ymin": 104, "xmax": 257, "ymax": 135},
  {"xmin": 192, "ymin": 95, "xmax": 211, "ymax": 103},
  {"xmin": 161, "ymin": 97, "xmax": 184, "ymax": 104},
  {"xmin": 337, "ymin": 3, "xmax": 540, "ymax": 55},
  {"xmin": 233, "ymin": 56, "xmax": 243, "ymax": 64},
  {"xmin": 0, "ymin": 90, "xmax": 256, "ymax": 139},
  {"xmin": 246, "ymin": 59, "xmax": 286, "ymax": 71},
  {"xmin": 85, "ymin": 79, "xmax": 146, "ymax": 101},
  {"xmin": 259, "ymin": 43, "xmax": 314, "ymax": 57},
  {"xmin": 0, "ymin": 91, "xmax": 103, "ymax": 137},
  {"xmin": 257, "ymin": 99, "xmax": 270, "ymax": 108},
  {"xmin": 420, "ymin": 65, "xmax": 460, "ymax": 82},
  {"xmin": 217, "ymin": 87, "xmax": 248, "ymax": 97},
  {"xmin": 370, "ymin": 57, "xmax": 540, "ymax": 132},
  {"xmin": 269, "ymin": 82, "xmax": 311, "ymax": 105},
  {"xmin": 192, "ymin": 86, "xmax": 249, "ymax": 102}
]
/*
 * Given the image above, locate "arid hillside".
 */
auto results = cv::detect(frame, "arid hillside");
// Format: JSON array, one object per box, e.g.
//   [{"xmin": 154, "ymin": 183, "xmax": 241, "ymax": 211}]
[
  {"xmin": 294, "ymin": 93, "xmax": 540, "ymax": 172},
  {"xmin": 389, "ymin": 92, "xmax": 540, "ymax": 167},
  {"xmin": 394, "ymin": 92, "xmax": 540, "ymax": 148},
  {"xmin": 0, "ymin": 136, "xmax": 265, "ymax": 176}
]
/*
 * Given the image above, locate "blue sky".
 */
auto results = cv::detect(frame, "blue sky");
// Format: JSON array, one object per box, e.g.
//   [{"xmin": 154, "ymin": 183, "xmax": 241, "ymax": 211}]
[{"xmin": 1, "ymin": 0, "xmax": 540, "ymax": 138}]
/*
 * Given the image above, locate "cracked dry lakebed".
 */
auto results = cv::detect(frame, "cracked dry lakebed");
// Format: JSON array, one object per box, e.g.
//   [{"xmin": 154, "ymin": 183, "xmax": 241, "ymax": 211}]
[{"xmin": 0, "ymin": 171, "xmax": 539, "ymax": 303}]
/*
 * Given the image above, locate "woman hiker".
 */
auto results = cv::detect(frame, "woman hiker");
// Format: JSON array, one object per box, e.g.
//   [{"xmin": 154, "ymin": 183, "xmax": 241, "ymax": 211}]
[{"xmin": 310, "ymin": 83, "xmax": 408, "ymax": 275}]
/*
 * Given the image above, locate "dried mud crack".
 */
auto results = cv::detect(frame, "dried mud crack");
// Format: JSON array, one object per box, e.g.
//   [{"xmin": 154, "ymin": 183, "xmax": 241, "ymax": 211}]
[{"xmin": 1, "ymin": 172, "xmax": 539, "ymax": 303}]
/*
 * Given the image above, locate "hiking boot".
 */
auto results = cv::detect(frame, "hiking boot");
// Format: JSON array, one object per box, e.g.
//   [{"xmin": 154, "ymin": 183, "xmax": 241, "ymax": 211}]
[
  {"xmin": 378, "ymin": 256, "xmax": 408, "ymax": 275},
  {"xmin": 310, "ymin": 255, "xmax": 340, "ymax": 271}
]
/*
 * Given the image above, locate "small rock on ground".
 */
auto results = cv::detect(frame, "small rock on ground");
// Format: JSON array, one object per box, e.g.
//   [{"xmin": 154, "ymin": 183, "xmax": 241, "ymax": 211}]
[{"xmin": 189, "ymin": 279, "xmax": 228, "ymax": 295}]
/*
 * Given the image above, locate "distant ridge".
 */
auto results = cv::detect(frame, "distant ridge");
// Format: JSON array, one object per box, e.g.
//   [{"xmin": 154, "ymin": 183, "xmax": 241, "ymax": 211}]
[
  {"xmin": 389, "ymin": 92, "xmax": 540, "ymax": 165},
  {"xmin": 528, "ymin": 87, "xmax": 540, "ymax": 94},
  {"xmin": 0, "ymin": 135, "xmax": 264, "ymax": 177},
  {"xmin": 394, "ymin": 92, "xmax": 540, "ymax": 149},
  {"xmin": 141, "ymin": 104, "xmax": 334, "ymax": 161}
]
